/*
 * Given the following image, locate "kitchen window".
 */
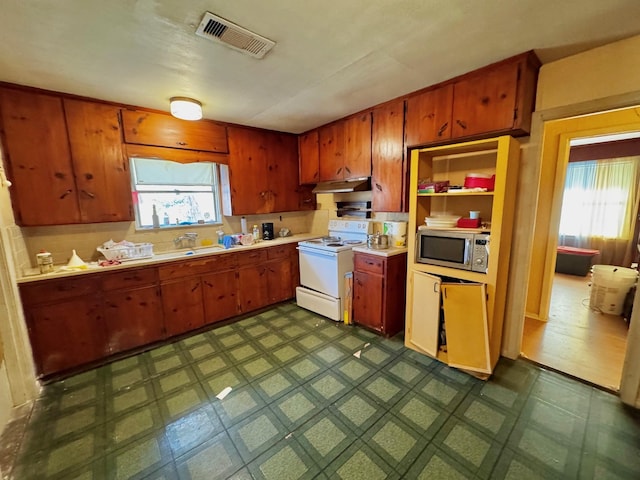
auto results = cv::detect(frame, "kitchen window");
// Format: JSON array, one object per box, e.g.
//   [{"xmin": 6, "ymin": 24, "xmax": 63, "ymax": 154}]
[{"xmin": 130, "ymin": 157, "xmax": 222, "ymax": 229}]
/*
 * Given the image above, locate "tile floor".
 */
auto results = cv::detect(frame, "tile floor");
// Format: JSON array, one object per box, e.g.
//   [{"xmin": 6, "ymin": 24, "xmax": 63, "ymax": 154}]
[{"xmin": 2, "ymin": 302, "xmax": 640, "ymax": 479}]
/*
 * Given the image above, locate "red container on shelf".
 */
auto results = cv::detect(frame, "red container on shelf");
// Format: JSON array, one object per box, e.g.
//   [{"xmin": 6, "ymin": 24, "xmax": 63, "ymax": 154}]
[
  {"xmin": 457, "ymin": 217, "xmax": 481, "ymax": 228},
  {"xmin": 418, "ymin": 180, "xmax": 449, "ymax": 193},
  {"xmin": 464, "ymin": 174, "xmax": 495, "ymax": 191}
]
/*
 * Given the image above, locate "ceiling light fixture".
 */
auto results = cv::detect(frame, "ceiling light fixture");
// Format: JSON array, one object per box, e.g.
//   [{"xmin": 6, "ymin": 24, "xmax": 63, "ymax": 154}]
[{"xmin": 170, "ymin": 97, "xmax": 203, "ymax": 121}]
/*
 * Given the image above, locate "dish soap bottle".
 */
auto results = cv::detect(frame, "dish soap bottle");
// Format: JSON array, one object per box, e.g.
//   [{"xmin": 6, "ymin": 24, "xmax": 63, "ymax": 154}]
[
  {"xmin": 152, "ymin": 205, "xmax": 160, "ymax": 228},
  {"xmin": 252, "ymin": 224, "xmax": 261, "ymax": 242}
]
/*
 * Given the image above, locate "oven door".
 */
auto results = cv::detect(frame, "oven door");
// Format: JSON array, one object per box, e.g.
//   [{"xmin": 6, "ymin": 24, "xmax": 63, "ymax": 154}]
[{"xmin": 298, "ymin": 245, "xmax": 344, "ymax": 298}]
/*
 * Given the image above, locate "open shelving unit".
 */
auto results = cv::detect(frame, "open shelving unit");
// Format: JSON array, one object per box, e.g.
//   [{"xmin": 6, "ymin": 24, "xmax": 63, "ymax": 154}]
[{"xmin": 404, "ymin": 136, "xmax": 521, "ymax": 377}]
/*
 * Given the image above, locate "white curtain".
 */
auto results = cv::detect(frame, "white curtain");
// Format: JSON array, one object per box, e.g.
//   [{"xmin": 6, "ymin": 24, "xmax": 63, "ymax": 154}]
[{"xmin": 558, "ymin": 156, "xmax": 640, "ymax": 266}]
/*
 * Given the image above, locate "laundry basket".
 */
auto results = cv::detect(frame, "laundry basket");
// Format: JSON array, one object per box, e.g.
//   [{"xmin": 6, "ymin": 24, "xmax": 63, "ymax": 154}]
[{"xmin": 589, "ymin": 265, "xmax": 638, "ymax": 315}]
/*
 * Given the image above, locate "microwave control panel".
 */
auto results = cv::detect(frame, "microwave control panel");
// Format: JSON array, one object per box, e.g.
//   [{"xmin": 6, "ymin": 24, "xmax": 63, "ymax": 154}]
[{"xmin": 471, "ymin": 235, "xmax": 490, "ymax": 273}]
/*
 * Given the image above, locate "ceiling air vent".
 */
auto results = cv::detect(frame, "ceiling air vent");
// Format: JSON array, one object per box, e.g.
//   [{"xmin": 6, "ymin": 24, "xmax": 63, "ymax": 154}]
[{"xmin": 195, "ymin": 12, "xmax": 275, "ymax": 59}]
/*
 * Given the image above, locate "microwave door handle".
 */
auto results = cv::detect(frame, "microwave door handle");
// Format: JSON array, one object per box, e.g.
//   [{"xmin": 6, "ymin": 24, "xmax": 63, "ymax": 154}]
[{"xmin": 465, "ymin": 238, "xmax": 472, "ymax": 267}]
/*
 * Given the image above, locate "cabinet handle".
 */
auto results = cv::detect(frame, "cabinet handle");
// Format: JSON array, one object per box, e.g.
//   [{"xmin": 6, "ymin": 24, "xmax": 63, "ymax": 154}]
[
  {"xmin": 59, "ymin": 189, "xmax": 73, "ymax": 199},
  {"xmin": 81, "ymin": 190, "xmax": 95, "ymax": 199},
  {"xmin": 191, "ymin": 283, "xmax": 200, "ymax": 293},
  {"xmin": 344, "ymin": 166, "xmax": 351, "ymax": 174},
  {"xmin": 176, "ymin": 141, "xmax": 187, "ymax": 146},
  {"xmin": 375, "ymin": 183, "xmax": 382, "ymax": 192},
  {"xmin": 303, "ymin": 198, "xmax": 313, "ymax": 203},
  {"xmin": 437, "ymin": 122, "xmax": 448, "ymax": 136},
  {"xmin": 336, "ymin": 167, "xmax": 343, "ymax": 175},
  {"xmin": 456, "ymin": 120, "xmax": 467, "ymax": 130}
]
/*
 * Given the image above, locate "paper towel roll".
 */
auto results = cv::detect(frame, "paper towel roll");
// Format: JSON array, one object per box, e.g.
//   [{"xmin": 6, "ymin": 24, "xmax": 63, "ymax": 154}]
[{"xmin": 383, "ymin": 221, "xmax": 407, "ymax": 247}]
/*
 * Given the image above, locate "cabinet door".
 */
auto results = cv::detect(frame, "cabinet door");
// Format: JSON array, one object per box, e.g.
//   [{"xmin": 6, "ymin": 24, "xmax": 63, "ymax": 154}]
[
  {"xmin": 267, "ymin": 131, "xmax": 303, "ymax": 213},
  {"xmin": 441, "ymin": 283, "xmax": 490, "ymax": 373},
  {"xmin": 344, "ymin": 112, "xmax": 372, "ymax": 179},
  {"xmin": 267, "ymin": 258, "xmax": 293, "ymax": 303},
  {"xmin": 405, "ymin": 85, "xmax": 453, "ymax": 147},
  {"xmin": 64, "ymin": 99, "xmax": 133, "ymax": 223},
  {"xmin": 104, "ymin": 286, "xmax": 163, "ymax": 354},
  {"xmin": 372, "ymin": 100, "xmax": 406, "ymax": 212},
  {"xmin": 451, "ymin": 61, "xmax": 519, "ymax": 138},
  {"xmin": 407, "ymin": 271, "xmax": 441, "ymax": 357},
  {"xmin": 238, "ymin": 265, "xmax": 270, "ymax": 313},
  {"xmin": 299, "ymin": 130, "xmax": 319, "ymax": 185},
  {"xmin": 353, "ymin": 270, "xmax": 384, "ymax": 332},
  {"xmin": 201, "ymin": 270, "xmax": 239, "ymax": 324},
  {"xmin": 161, "ymin": 278, "xmax": 205, "ymax": 337},
  {"xmin": 27, "ymin": 296, "xmax": 105, "ymax": 377},
  {"xmin": 318, "ymin": 122, "xmax": 345, "ymax": 182},
  {"xmin": 0, "ymin": 88, "xmax": 80, "ymax": 225},
  {"xmin": 223, "ymin": 126, "xmax": 270, "ymax": 215},
  {"xmin": 121, "ymin": 110, "xmax": 228, "ymax": 153}
]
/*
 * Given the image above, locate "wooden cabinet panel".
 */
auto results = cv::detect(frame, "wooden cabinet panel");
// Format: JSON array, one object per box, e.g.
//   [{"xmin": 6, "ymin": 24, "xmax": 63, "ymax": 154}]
[
  {"xmin": 161, "ymin": 278, "xmax": 205, "ymax": 337},
  {"xmin": 27, "ymin": 296, "xmax": 106, "ymax": 376},
  {"xmin": 267, "ymin": 259, "xmax": 293, "ymax": 303},
  {"xmin": 318, "ymin": 122, "xmax": 345, "ymax": 182},
  {"xmin": 202, "ymin": 270, "xmax": 239, "ymax": 324},
  {"xmin": 158, "ymin": 254, "xmax": 237, "ymax": 281},
  {"xmin": 353, "ymin": 270, "xmax": 384, "ymax": 332},
  {"xmin": 407, "ymin": 271, "xmax": 441, "ymax": 357},
  {"xmin": 20, "ymin": 276, "xmax": 101, "ymax": 305},
  {"xmin": 104, "ymin": 286, "xmax": 163, "ymax": 354},
  {"xmin": 405, "ymin": 84, "xmax": 454, "ymax": 148},
  {"xmin": 268, "ymin": 132, "xmax": 304, "ymax": 213},
  {"xmin": 121, "ymin": 109, "xmax": 228, "ymax": 153},
  {"xmin": 451, "ymin": 61, "xmax": 519, "ymax": 138},
  {"xmin": 299, "ymin": 130, "xmax": 319, "ymax": 185},
  {"xmin": 236, "ymin": 249, "xmax": 268, "ymax": 267},
  {"xmin": 0, "ymin": 88, "xmax": 80, "ymax": 225},
  {"xmin": 354, "ymin": 251, "xmax": 385, "ymax": 274},
  {"xmin": 344, "ymin": 112, "xmax": 372, "ymax": 179},
  {"xmin": 238, "ymin": 265, "xmax": 270, "ymax": 313},
  {"xmin": 441, "ymin": 283, "xmax": 490, "ymax": 373},
  {"xmin": 64, "ymin": 99, "xmax": 132, "ymax": 223},
  {"xmin": 372, "ymin": 100, "xmax": 406, "ymax": 212},
  {"xmin": 102, "ymin": 267, "xmax": 159, "ymax": 291}
]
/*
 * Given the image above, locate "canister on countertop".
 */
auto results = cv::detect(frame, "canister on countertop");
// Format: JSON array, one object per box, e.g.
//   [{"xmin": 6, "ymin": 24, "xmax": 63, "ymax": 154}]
[
  {"xmin": 382, "ymin": 221, "xmax": 408, "ymax": 247},
  {"xmin": 36, "ymin": 249, "xmax": 54, "ymax": 274}
]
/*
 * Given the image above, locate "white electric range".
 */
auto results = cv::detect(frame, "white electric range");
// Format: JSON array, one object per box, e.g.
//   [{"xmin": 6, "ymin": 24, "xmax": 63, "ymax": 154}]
[{"xmin": 296, "ymin": 219, "xmax": 372, "ymax": 321}]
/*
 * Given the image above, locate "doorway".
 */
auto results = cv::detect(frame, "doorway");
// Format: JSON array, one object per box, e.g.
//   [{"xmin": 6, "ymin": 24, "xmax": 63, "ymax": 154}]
[{"xmin": 524, "ymin": 106, "xmax": 640, "ymax": 392}]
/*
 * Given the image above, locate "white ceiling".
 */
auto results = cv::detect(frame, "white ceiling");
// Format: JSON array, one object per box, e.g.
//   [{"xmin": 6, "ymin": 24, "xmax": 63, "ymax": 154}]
[{"xmin": 2, "ymin": 0, "xmax": 640, "ymax": 134}]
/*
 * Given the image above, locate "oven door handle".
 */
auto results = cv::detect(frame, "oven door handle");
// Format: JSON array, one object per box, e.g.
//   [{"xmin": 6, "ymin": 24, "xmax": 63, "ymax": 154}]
[{"xmin": 297, "ymin": 246, "xmax": 339, "ymax": 258}]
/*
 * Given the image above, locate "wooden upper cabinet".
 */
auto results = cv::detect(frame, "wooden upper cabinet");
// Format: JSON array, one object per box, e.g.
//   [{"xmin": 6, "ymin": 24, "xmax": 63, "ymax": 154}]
[
  {"xmin": 319, "ymin": 113, "xmax": 372, "ymax": 182},
  {"xmin": 372, "ymin": 100, "xmax": 406, "ymax": 212},
  {"xmin": 318, "ymin": 122, "xmax": 345, "ymax": 182},
  {"xmin": 64, "ymin": 99, "xmax": 133, "ymax": 223},
  {"xmin": 267, "ymin": 131, "xmax": 308, "ymax": 213},
  {"xmin": 121, "ymin": 109, "xmax": 228, "ymax": 153},
  {"xmin": 0, "ymin": 88, "xmax": 80, "ymax": 225},
  {"xmin": 344, "ymin": 112, "xmax": 372, "ymax": 179},
  {"xmin": 451, "ymin": 61, "xmax": 520, "ymax": 138},
  {"xmin": 405, "ymin": 84, "xmax": 454, "ymax": 147},
  {"xmin": 298, "ymin": 130, "xmax": 319, "ymax": 185}
]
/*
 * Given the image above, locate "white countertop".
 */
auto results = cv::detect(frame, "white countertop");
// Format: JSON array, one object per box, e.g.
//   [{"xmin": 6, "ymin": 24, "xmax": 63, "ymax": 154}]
[
  {"xmin": 19, "ymin": 233, "xmax": 321, "ymax": 284},
  {"xmin": 352, "ymin": 246, "xmax": 408, "ymax": 257}
]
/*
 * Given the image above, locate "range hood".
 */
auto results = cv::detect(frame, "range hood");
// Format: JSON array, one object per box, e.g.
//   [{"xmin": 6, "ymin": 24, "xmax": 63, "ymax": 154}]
[{"xmin": 312, "ymin": 177, "xmax": 371, "ymax": 194}]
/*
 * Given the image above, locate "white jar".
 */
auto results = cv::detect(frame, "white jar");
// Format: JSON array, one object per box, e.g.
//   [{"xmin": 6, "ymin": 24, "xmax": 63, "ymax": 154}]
[{"xmin": 36, "ymin": 251, "xmax": 54, "ymax": 274}]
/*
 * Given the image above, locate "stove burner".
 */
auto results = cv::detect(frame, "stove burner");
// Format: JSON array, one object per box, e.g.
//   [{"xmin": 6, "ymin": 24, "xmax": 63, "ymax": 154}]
[
  {"xmin": 342, "ymin": 240, "xmax": 364, "ymax": 245},
  {"xmin": 321, "ymin": 236, "xmax": 340, "ymax": 244},
  {"xmin": 325, "ymin": 243, "xmax": 343, "ymax": 247}
]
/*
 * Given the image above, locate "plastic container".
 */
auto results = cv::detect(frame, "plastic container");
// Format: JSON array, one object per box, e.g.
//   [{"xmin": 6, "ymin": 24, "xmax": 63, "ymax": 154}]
[
  {"xmin": 36, "ymin": 250, "xmax": 54, "ymax": 274},
  {"xmin": 589, "ymin": 265, "xmax": 638, "ymax": 315},
  {"xmin": 97, "ymin": 242, "xmax": 153, "ymax": 261},
  {"xmin": 464, "ymin": 173, "xmax": 495, "ymax": 191},
  {"xmin": 252, "ymin": 225, "xmax": 261, "ymax": 242}
]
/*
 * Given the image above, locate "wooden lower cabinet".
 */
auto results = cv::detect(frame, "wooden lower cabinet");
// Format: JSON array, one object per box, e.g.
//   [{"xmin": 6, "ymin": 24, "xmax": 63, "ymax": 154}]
[
  {"xmin": 202, "ymin": 270, "xmax": 239, "ymax": 324},
  {"xmin": 161, "ymin": 278, "xmax": 206, "ymax": 337},
  {"xmin": 352, "ymin": 252, "xmax": 407, "ymax": 336},
  {"xmin": 27, "ymin": 296, "xmax": 106, "ymax": 376},
  {"xmin": 104, "ymin": 286, "xmax": 163, "ymax": 355},
  {"xmin": 238, "ymin": 265, "xmax": 270, "ymax": 313}
]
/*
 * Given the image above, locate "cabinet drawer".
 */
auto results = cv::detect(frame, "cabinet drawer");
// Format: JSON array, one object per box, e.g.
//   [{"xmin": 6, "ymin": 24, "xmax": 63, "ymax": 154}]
[
  {"xmin": 121, "ymin": 110, "xmax": 228, "ymax": 153},
  {"xmin": 354, "ymin": 253, "xmax": 385, "ymax": 275},
  {"xmin": 20, "ymin": 276, "xmax": 101, "ymax": 305},
  {"xmin": 236, "ymin": 249, "xmax": 268, "ymax": 267},
  {"xmin": 102, "ymin": 267, "xmax": 158, "ymax": 291},
  {"xmin": 158, "ymin": 254, "xmax": 237, "ymax": 280},
  {"xmin": 267, "ymin": 244, "xmax": 295, "ymax": 260}
]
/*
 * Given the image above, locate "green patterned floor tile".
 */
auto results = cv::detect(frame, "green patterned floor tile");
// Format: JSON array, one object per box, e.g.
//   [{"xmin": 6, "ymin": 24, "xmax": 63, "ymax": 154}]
[
  {"xmin": 281, "ymin": 324, "xmax": 306, "ymax": 339},
  {"xmin": 325, "ymin": 441, "xmax": 398, "ymax": 480},
  {"xmin": 331, "ymin": 390, "xmax": 385, "ymax": 435},
  {"xmin": 269, "ymin": 388, "xmax": 320, "ymax": 428},
  {"xmin": 228, "ymin": 344, "xmax": 261, "ymax": 363},
  {"xmin": 415, "ymin": 374, "xmax": 468, "ymax": 412},
  {"xmin": 175, "ymin": 431, "xmax": 243, "ymax": 480},
  {"xmin": 237, "ymin": 356, "xmax": 278, "ymax": 381},
  {"xmin": 214, "ymin": 386, "xmax": 266, "ymax": 428},
  {"xmin": 183, "ymin": 341, "xmax": 217, "ymax": 362},
  {"xmin": 508, "ymin": 427, "xmax": 581, "ymax": 478},
  {"xmin": 405, "ymin": 444, "xmax": 477, "ymax": 480},
  {"xmin": 152, "ymin": 366, "xmax": 199, "ymax": 396},
  {"xmin": 530, "ymin": 373, "xmax": 592, "ymax": 418},
  {"xmin": 362, "ymin": 374, "xmax": 407, "ymax": 407},
  {"xmin": 307, "ymin": 371, "xmax": 349, "ymax": 405},
  {"xmin": 284, "ymin": 357, "xmax": 323, "ymax": 383},
  {"xmin": 58, "ymin": 383, "xmax": 100, "ymax": 411},
  {"xmin": 400, "ymin": 348, "xmax": 439, "ymax": 370},
  {"xmin": 165, "ymin": 405, "xmax": 223, "ymax": 458},
  {"xmin": 391, "ymin": 394, "xmax": 448, "ymax": 440},
  {"xmin": 333, "ymin": 357, "xmax": 375, "ymax": 385},
  {"xmin": 295, "ymin": 410, "xmax": 354, "ymax": 469},
  {"xmin": 106, "ymin": 403, "xmax": 164, "ymax": 450},
  {"xmin": 454, "ymin": 395, "xmax": 516, "ymax": 443},
  {"xmin": 434, "ymin": 417, "xmax": 504, "ymax": 478},
  {"xmin": 252, "ymin": 370, "xmax": 298, "ymax": 403},
  {"xmin": 316, "ymin": 324, "xmax": 346, "ymax": 340},
  {"xmin": 55, "ymin": 368, "xmax": 101, "ymax": 390},
  {"xmin": 248, "ymin": 439, "xmax": 319, "ymax": 480},
  {"xmin": 158, "ymin": 384, "xmax": 209, "ymax": 422},
  {"xmin": 193, "ymin": 353, "xmax": 233, "ymax": 379},
  {"xmin": 179, "ymin": 332, "xmax": 209, "ymax": 347},
  {"xmin": 364, "ymin": 413, "xmax": 426, "ymax": 475},
  {"xmin": 107, "ymin": 355, "xmax": 148, "ymax": 375},
  {"xmin": 228, "ymin": 409, "xmax": 287, "ymax": 463},
  {"xmin": 269, "ymin": 317, "xmax": 294, "ymax": 329},
  {"xmin": 110, "ymin": 365, "xmax": 148, "ymax": 393},
  {"xmin": 147, "ymin": 351, "xmax": 189, "ymax": 376},
  {"xmin": 337, "ymin": 335, "xmax": 367, "ymax": 352},
  {"xmin": 105, "ymin": 431, "xmax": 172, "ymax": 480},
  {"xmin": 386, "ymin": 358, "xmax": 424, "ymax": 386},
  {"xmin": 271, "ymin": 344, "xmax": 305, "ymax": 365},
  {"xmin": 434, "ymin": 364, "xmax": 478, "ymax": 386},
  {"xmin": 218, "ymin": 332, "xmax": 248, "ymax": 349},
  {"xmin": 201, "ymin": 367, "xmax": 247, "ymax": 400},
  {"xmin": 514, "ymin": 397, "xmax": 586, "ymax": 446},
  {"xmin": 491, "ymin": 448, "xmax": 564, "ymax": 480},
  {"xmin": 148, "ymin": 343, "xmax": 182, "ymax": 359},
  {"xmin": 257, "ymin": 332, "xmax": 288, "ymax": 350},
  {"xmin": 244, "ymin": 323, "xmax": 271, "ymax": 338},
  {"xmin": 51, "ymin": 405, "xmax": 102, "ymax": 440},
  {"xmin": 358, "ymin": 345, "xmax": 394, "ymax": 367},
  {"xmin": 313, "ymin": 345, "xmax": 347, "ymax": 365},
  {"xmin": 296, "ymin": 333, "xmax": 325, "ymax": 352}
]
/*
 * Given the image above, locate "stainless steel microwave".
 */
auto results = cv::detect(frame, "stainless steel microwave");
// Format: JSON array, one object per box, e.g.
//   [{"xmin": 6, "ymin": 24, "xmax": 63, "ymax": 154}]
[{"xmin": 416, "ymin": 229, "xmax": 490, "ymax": 273}]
